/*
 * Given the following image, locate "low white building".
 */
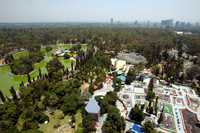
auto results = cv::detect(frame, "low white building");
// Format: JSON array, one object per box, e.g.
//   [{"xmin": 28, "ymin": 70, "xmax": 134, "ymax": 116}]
[
  {"xmin": 119, "ymin": 81, "xmax": 146, "ymax": 112},
  {"xmin": 54, "ymin": 49, "xmax": 71, "ymax": 57},
  {"xmin": 93, "ymin": 82, "xmax": 114, "ymax": 98},
  {"xmin": 111, "ymin": 58, "xmax": 126, "ymax": 71}
]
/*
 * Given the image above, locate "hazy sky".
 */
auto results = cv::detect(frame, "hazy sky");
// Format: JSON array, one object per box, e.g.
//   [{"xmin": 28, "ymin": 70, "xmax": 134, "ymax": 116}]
[{"xmin": 0, "ymin": 0, "xmax": 199, "ymax": 23}]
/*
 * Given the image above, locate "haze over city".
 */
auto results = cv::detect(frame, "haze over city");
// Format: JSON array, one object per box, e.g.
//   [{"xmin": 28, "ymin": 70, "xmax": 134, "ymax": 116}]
[
  {"xmin": 1, "ymin": 1, "xmax": 200, "ymax": 133},
  {"xmin": 0, "ymin": 0, "xmax": 200, "ymax": 23}
]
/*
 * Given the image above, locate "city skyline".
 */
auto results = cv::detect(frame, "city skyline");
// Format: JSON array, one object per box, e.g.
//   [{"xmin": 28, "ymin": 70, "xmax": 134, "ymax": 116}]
[{"xmin": 0, "ymin": 0, "xmax": 200, "ymax": 23}]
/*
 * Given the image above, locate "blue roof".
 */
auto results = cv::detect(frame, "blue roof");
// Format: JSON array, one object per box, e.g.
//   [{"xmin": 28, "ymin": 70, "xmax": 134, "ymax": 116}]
[
  {"xmin": 117, "ymin": 75, "xmax": 126, "ymax": 82},
  {"xmin": 131, "ymin": 124, "xmax": 144, "ymax": 133},
  {"xmin": 85, "ymin": 98, "xmax": 100, "ymax": 114}
]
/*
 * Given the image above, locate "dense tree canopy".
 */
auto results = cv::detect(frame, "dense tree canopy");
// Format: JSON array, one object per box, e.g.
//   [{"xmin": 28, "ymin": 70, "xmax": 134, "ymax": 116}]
[
  {"xmin": 1, "ymin": 25, "xmax": 200, "ymax": 133},
  {"xmin": 129, "ymin": 104, "xmax": 145, "ymax": 124},
  {"xmin": 143, "ymin": 121, "xmax": 157, "ymax": 133},
  {"xmin": 102, "ymin": 106, "xmax": 125, "ymax": 133}
]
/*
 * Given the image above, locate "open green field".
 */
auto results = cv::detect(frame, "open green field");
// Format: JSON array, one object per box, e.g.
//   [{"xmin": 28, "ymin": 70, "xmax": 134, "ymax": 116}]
[
  {"xmin": 164, "ymin": 104, "xmax": 173, "ymax": 116},
  {"xmin": 0, "ymin": 44, "xmax": 82, "ymax": 96},
  {"xmin": 160, "ymin": 103, "xmax": 176, "ymax": 133},
  {"xmin": 75, "ymin": 110, "xmax": 84, "ymax": 133},
  {"xmin": 0, "ymin": 65, "xmax": 27, "ymax": 96},
  {"xmin": 53, "ymin": 43, "xmax": 87, "ymax": 52},
  {"xmin": 39, "ymin": 110, "xmax": 83, "ymax": 133},
  {"xmin": 0, "ymin": 52, "xmax": 54, "ymax": 96},
  {"xmin": 13, "ymin": 50, "xmax": 29, "ymax": 60},
  {"xmin": 58, "ymin": 57, "xmax": 72, "ymax": 70},
  {"xmin": 39, "ymin": 110, "xmax": 74, "ymax": 133},
  {"xmin": 55, "ymin": 43, "xmax": 73, "ymax": 49}
]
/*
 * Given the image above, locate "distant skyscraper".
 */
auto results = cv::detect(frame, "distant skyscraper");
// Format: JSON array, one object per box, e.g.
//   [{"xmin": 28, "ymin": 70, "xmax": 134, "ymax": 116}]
[
  {"xmin": 134, "ymin": 20, "xmax": 138, "ymax": 25},
  {"xmin": 110, "ymin": 18, "xmax": 114, "ymax": 24},
  {"xmin": 175, "ymin": 21, "xmax": 180, "ymax": 28},
  {"xmin": 195, "ymin": 22, "xmax": 200, "ymax": 27},
  {"xmin": 161, "ymin": 19, "xmax": 173, "ymax": 28}
]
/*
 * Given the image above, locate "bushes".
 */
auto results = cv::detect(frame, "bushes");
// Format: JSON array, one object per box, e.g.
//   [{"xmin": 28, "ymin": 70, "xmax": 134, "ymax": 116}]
[
  {"xmin": 11, "ymin": 57, "xmax": 33, "ymax": 75},
  {"xmin": 95, "ymin": 92, "xmax": 118, "ymax": 115},
  {"xmin": 82, "ymin": 113, "xmax": 97, "ymax": 133},
  {"xmin": 129, "ymin": 104, "xmax": 144, "ymax": 124},
  {"xmin": 102, "ymin": 106, "xmax": 125, "ymax": 133},
  {"xmin": 10, "ymin": 51, "xmax": 44, "ymax": 75}
]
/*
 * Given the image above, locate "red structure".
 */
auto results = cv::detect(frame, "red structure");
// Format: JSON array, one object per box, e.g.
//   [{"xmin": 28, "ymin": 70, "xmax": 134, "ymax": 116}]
[{"xmin": 181, "ymin": 109, "xmax": 200, "ymax": 133}]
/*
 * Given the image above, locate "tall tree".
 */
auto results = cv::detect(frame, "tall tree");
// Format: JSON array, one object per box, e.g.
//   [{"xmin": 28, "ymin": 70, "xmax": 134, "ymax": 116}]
[
  {"xmin": 126, "ymin": 68, "xmax": 136, "ymax": 84},
  {"xmin": 129, "ymin": 104, "xmax": 144, "ymax": 124},
  {"xmin": 154, "ymin": 96, "xmax": 159, "ymax": 116},
  {"xmin": 148, "ymin": 78, "xmax": 154, "ymax": 91},
  {"xmin": 10, "ymin": 86, "xmax": 18, "ymax": 101},
  {"xmin": 157, "ymin": 106, "xmax": 164, "ymax": 124},
  {"xmin": 27, "ymin": 74, "xmax": 31, "ymax": 84},
  {"xmin": 102, "ymin": 107, "xmax": 125, "ymax": 133},
  {"xmin": 143, "ymin": 121, "xmax": 156, "ymax": 133},
  {"xmin": 38, "ymin": 68, "xmax": 42, "ymax": 78},
  {"xmin": 146, "ymin": 90, "xmax": 155, "ymax": 102},
  {"xmin": 0, "ymin": 90, "xmax": 6, "ymax": 102}
]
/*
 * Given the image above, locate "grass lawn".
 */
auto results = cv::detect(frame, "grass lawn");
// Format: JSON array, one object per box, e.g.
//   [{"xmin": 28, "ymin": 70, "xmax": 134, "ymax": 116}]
[
  {"xmin": 0, "ymin": 54, "xmax": 53, "ymax": 96},
  {"xmin": 55, "ymin": 43, "xmax": 73, "ymax": 50},
  {"xmin": 0, "ymin": 44, "xmax": 85, "ymax": 96},
  {"xmin": 0, "ymin": 65, "xmax": 27, "ymax": 96},
  {"xmin": 54, "ymin": 43, "xmax": 87, "ymax": 52},
  {"xmin": 164, "ymin": 104, "xmax": 173, "ymax": 116},
  {"xmin": 160, "ymin": 104, "xmax": 176, "ymax": 133},
  {"xmin": 75, "ymin": 110, "xmax": 83, "ymax": 133},
  {"xmin": 13, "ymin": 50, "xmax": 29, "ymax": 60},
  {"xmin": 30, "ymin": 54, "xmax": 53, "ymax": 79},
  {"xmin": 0, "ymin": 55, "xmax": 71, "ymax": 96},
  {"xmin": 81, "ymin": 44, "xmax": 88, "ymax": 52},
  {"xmin": 58, "ymin": 57, "xmax": 72, "ymax": 70},
  {"xmin": 39, "ymin": 110, "xmax": 74, "ymax": 133}
]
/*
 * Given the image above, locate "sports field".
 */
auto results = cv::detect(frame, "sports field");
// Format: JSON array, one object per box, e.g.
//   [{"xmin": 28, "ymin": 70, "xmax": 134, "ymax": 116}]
[
  {"xmin": 160, "ymin": 103, "xmax": 176, "ymax": 132},
  {"xmin": 164, "ymin": 104, "xmax": 174, "ymax": 116}
]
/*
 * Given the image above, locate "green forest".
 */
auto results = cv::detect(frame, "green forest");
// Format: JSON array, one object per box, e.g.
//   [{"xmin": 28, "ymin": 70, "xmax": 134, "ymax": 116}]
[{"xmin": 0, "ymin": 26, "xmax": 200, "ymax": 133}]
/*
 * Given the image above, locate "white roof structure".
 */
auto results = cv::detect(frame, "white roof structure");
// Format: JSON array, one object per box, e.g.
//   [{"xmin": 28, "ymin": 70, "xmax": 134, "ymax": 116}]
[
  {"xmin": 111, "ymin": 58, "xmax": 117, "ymax": 66},
  {"xmin": 175, "ymin": 31, "xmax": 184, "ymax": 35},
  {"xmin": 134, "ymin": 87, "xmax": 145, "ymax": 94},
  {"xmin": 117, "ymin": 52, "xmax": 147, "ymax": 65},
  {"xmin": 197, "ymin": 107, "xmax": 200, "ymax": 121},
  {"xmin": 111, "ymin": 58, "xmax": 126, "ymax": 71},
  {"xmin": 93, "ymin": 82, "xmax": 114, "ymax": 98},
  {"xmin": 70, "ymin": 57, "xmax": 76, "ymax": 62},
  {"xmin": 143, "ymin": 77, "xmax": 151, "ymax": 88},
  {"xmin": 85, "ymin": 98, "xmax": 100, "ymax": 114}
]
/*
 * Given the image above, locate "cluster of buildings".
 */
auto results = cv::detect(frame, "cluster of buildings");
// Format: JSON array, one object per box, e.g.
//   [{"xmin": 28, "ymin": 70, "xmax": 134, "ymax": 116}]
[
  {"xmin": 53, "ymin": 47, "xmax": 77, "ymax": 62},
  {"xmin": 84, "ymin": 57, "xmax": 200, "ymax": 133},
  {"xmin": 54, "ymin": 49, "xmax": 71, "ymax": 57},
  {"xmin": 108, "ymin": 18, "xmax": 200, "ymax": 30}
]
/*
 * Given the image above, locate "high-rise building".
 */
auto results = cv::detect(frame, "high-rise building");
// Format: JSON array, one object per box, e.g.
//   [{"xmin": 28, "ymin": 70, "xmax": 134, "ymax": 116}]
[
  {"xmin": 161, "ymin": 19, "xmax": 173, "ymax": 28},
  {"xmin": 110, "ymin": 18, "xmax": 114, "ymax": 24},
  {"xmin": 195, "ymin": 22, "xmax": 200, "ymax": 27}
]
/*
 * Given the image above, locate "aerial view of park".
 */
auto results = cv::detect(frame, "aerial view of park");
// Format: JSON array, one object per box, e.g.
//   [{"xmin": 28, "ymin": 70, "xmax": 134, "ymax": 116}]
[
  {"xmin": 1, "ymin": 1, "xmax": 200, "ymax": 132},
  {"xmin": 0, "ymin": 44, "xmax": 87, "ymax": 96}
]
